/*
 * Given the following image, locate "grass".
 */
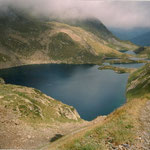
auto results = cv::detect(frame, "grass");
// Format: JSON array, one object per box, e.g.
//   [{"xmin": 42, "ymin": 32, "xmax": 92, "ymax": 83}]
[
  {"xmin": 99, "ymin": 65, "xmax": 135, "ymax": 74},
  {"xmin": 134, "ymin": 47, "xmax": 150, "ymax": 58},
  {"xmin": 106, "ymin": 58, "xmax": 147, "ymax": 65},
  {"xmin": 0, "ymin": 16, "xmax": 122, "ymax": 64},
  {"xmin": 64, "ymin": 18, "xmax": 137, "ymax": 51},
  {"xmin": 59, "ymin": 98, "xmax": 146, "ymax": 150},
  {"xmin": 0, "ymin": 53, "xmax": 11, "ymax": 62},
  {"xmin": 0, "ymin": 84, "xmax": 81, "ymax": 124},
  {"xmin": 127, "ymin": 63, "xmax": 150, "ymax": 100},
  {"xmin": 0, "ymin": 10, "xmax": 136, "ymax": 66},
  {"xmin": 48, "ymin": 32, "xmax": 102, "ymax": 64}
]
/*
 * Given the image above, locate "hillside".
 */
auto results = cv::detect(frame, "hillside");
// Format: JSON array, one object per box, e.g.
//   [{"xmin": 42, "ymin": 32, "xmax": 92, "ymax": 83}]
[
  {"xmin": 131, "ymin": 31, "xmax": 150, "ymax": 46},
  {"xmin": 45, "ymin": 63, "xmax": 150, "ymax": 150},
  {"xmin": 63, "ymin": 18, "xmax": 137, "ymax": 51},
  {"xmin": 0, "ymin": 82, "xmax": 85, "ymax": 149},
  {"xmin": 134, "ymin": 46, "xmax": 150, "ymax": 58},
  {"xmin": 0, "ymin": 8, "xmax": 137, "ymax": 69},
  {"xmin": 127, "ymin": 63, "xmax": 150, "ymax": 99}
]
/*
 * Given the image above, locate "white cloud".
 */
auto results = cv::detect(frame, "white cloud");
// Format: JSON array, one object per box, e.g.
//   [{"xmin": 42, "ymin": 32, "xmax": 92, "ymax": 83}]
[{"xmin": 0, "ymin": 0, "xmax": 150, "ymax": 29}]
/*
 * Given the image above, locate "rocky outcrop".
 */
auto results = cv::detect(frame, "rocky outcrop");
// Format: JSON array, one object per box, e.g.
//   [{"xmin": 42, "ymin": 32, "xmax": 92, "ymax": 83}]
[
  {"xmin": 57, "ymin": 106, "xmax": 80, "ymax": 121},
  {"xmin": 0, "ymin": 78, "xmax": 5, "ymax": 84}
]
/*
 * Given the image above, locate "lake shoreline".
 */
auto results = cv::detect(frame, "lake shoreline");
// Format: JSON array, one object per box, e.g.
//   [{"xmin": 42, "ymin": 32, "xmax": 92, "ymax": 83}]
[
  {"xmin": 0, "ymin": 64, "xmax": 129, "ymax": 121},
  {"xmin": 0, "ymin": 61, "xmax": 103, "ymax": 70}
]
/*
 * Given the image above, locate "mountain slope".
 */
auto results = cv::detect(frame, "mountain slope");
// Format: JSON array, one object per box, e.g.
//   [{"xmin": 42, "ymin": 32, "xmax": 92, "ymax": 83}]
[
  {"xmin": 134, "ymin": 46, "xmax": 150, "ymax": 58},
  {"xmin": 131, "ymin": 31, "xmax": 150, "ymax": 46},
  {"xmin": 0, "ymin": 9, "xmax": 132, "ymax": 69},
  {"xmin": 0, "ymin": 83, "xmax": 83, "ymax": 149},
  {"xmin": 60, "ymin": 18, "xmax": 138, "ymax": 50},
  {"xmin": 127, "ymin": 63, "xmax": 150, "ymax": 99}
]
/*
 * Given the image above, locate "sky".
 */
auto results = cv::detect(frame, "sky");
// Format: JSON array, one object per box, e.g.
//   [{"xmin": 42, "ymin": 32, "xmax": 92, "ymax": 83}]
[{"xmin": 0, "ymin": 0, "xmax": 150, "ymax": 29}]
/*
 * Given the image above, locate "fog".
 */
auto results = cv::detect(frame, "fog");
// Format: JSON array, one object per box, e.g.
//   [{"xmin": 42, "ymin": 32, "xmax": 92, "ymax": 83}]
[{"xmin": 0, "ymin": 0, "xmax": 150, "ymax": 29}]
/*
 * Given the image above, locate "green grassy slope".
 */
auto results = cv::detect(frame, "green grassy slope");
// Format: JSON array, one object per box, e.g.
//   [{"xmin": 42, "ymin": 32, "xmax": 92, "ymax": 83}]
[
  {"xmin": 127, "ymin": 63, "xmax": 150, "ymax": 99},
  {"xmin": 134, "ymin": 47, "xmax": 150, "ymax": 58},
  {"xmin": 0, "ymin": 9, "xmax": 129, "ymax": 69},
  {"xmin": 59, "ymin": 18, "xmax": 138, "ymax": 51},
  {"xmin": 0, "ymin": 84, "xmax": 80, "ymax": 123},
  {"xmin": 54, "ymin": 63, "xmax": 150, "ymax": 150},
  {"xmin": 0, "ymin": 84, "xmax": 81, "ymax": 123},
  {"xmin": 0, "ymin": 82, "xmax": 82, "ymax": 149}
]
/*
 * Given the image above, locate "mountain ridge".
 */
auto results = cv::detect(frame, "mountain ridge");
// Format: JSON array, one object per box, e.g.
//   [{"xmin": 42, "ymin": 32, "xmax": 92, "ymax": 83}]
[
  {"xmin": 0, "ymin": 8, "xmax": 138, "ymax": 69},
  {"xmin": 130, "ymin": 31, "xmax": 150, "ymax": 46}
]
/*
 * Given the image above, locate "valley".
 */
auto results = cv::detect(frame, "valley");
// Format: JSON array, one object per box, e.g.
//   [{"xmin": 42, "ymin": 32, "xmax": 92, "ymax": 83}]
[
  {"xmin": 0, "ymin": 8, "xmax": 138, "ymax": 70},
  {"xmin": 0, "ymin": 5, "xmax": 150, "ymax": 150}
]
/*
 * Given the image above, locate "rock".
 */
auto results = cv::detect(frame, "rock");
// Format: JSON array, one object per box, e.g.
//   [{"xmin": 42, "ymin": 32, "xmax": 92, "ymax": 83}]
[
  {"xmin": 122, "ymin": 144, "xmax": 130, "ymax": 148},
  {"xmin": 118, "ymin": 145, "xmax": 123, "ymax": 150},
  {"xmin": 27, "ymin": 135, "xmax": 31, "ymax": 139},
  {"xmin": 58, "ymin": 106, "xmax": 80, "ymax": 121},
  {"xmin": 0, "ymin": 78, "xmax": 5, "ymax": 84}
]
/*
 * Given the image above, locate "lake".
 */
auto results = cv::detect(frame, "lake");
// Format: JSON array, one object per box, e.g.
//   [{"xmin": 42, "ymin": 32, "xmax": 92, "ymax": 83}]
[
  {"xmin": 0, "ymin": 64, "xmax": 129, "ymax": 121},
  {"xmin": 112, "ymin": 63, "xmax": 145, "ymax": 68}
]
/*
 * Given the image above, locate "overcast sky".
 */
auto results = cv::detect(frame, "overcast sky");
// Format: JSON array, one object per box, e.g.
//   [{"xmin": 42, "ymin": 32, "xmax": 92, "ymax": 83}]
[{"xmin": 0, "ymin": 0, "xmax": 150, "ymax": 29}]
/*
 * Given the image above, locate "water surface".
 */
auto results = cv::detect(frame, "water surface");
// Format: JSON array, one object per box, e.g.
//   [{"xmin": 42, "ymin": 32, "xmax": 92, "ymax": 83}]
[
  {"xmin": 112, "ymin": 63, "xmax": 145, "ymax": 68},
  {"xmin": 0, "ymin": 64, "xmax": 129, "ymax": 121},
  {"xmin": 124, "ymin": 50, "xmax": 136, "ymax": 55}
]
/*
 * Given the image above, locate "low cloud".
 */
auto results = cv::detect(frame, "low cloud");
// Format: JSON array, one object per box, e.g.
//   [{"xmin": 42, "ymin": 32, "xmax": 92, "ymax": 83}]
[{"xmin": 0, "ymin": 0, "xmax": 150, "ymax": 29}]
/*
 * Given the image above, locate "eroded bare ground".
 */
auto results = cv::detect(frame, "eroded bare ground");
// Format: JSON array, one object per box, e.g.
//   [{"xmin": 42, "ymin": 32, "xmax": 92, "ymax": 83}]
[
  {"xmin": 0, "ymin": 106, "xmax": 83, "ymax": 149},
  {"xmin": 136, "ymin": 100, "xmax": 150, "ymax": 150},
  {"xmin": 0, "ymin": 105, "xmax": 106, "ymax": 149}
]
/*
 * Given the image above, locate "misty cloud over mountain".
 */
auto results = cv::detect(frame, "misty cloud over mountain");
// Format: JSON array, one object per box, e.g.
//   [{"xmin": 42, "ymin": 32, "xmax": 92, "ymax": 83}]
[{"xmin": 0, "ymin": 0, "xmax": 150, "ymax": 29}]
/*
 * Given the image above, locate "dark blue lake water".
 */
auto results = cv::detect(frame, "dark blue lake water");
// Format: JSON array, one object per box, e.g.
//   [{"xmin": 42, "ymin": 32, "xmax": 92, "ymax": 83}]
[{"xmin": 0, "ymin": 64, "xmax": 129, "ymax": 121}]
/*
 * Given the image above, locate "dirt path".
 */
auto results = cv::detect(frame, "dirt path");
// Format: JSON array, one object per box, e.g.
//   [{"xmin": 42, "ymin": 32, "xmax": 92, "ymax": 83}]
[
  {"xmin": 40, "ymin": 116, "xmax": 106, "ymax": 150},
  {"xmin": 138, "ymin": 100, "xmax": 150, "ymax": 150}
]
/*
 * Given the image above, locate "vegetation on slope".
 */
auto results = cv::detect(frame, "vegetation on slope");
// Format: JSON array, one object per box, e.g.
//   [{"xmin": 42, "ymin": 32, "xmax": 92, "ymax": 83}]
[
  {"xmin": 105, "ymin": 58, "xmax": 148, "ymax": 64},
  {"xmin": 53, "ymin": 63, "xmax": 150, "ymax": 150},
  {"xmin": 99, "ymin": 65, "xmax": 135, "ymax": 74},
  {"xmin": 0, "ymin": 82, "xmax": 83, "ymax": 149},
  {"xmin": 47, "ymin": 32, "xmax": 101, "ymax": 64},
  {"xmin": 134, "ymin": 47, "xmax": 150, "ymax": 58},
  {"xmin": 0, "ymin": 8, "xmax": 131, "ymax": 69},
  {"xmin": 0, "ymin": 84, "xmax": 81, "ymax": 123},
  {"xmin": 127, "ymin": 63, "xmax": 150, "ymax": 99},
  {"xmin": 58, "ymin": 18, "xmax": 138, "ymax": 51},
  {"xmin": 0, "ymin": 53, "xmax": 11, "ymax": 62}
]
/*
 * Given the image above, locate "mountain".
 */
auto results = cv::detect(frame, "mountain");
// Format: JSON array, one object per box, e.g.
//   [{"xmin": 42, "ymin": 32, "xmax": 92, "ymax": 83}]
[
  {"xmin": 130, "ymin": 31, "xmax": 150, "ymax": 46},
  {"xmin": 0, "ymin": 8, "xmax": 137, "ymax": 69},
  {"xmin": 134, "ymin": 46, "xmax": 150, "ymax": 58},
  {"xmin": 110, "ymin": 27, "xmax": 150, "ymax": 41},
  {"xmin": 55, "ymin": 18, "xmax": 137, "ymax": 50}
]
